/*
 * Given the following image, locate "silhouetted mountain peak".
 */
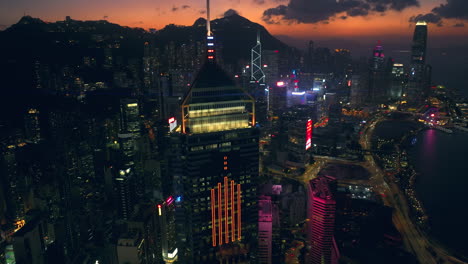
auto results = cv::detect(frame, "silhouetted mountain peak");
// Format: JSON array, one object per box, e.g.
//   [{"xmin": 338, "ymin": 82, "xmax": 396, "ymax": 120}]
[
  {"xmin": 17, "ymin": 16, "xmax": 45, "ymax": 25},
  {"xmin": 193, "ymin": 17, "xmax": 207, "ymax": 28},
  {"xmin": 218, "ymin": 13, "xmax": 250, "ymax": 23}
]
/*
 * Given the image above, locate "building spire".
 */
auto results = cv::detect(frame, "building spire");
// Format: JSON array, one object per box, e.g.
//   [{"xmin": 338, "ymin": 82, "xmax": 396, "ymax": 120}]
[
  {"xmin": 206, "ymin": 0, "xmax": 212, "ymax": 37},
  {"xmin": 206, "ymin": 0, "xmax": 215, "ymax": 62}
]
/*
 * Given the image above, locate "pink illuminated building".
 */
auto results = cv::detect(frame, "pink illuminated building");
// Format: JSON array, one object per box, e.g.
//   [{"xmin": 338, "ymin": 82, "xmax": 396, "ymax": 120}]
[
  {"xmin": 307, "ymin": 176, "xmax": 339, "ymax": 264},
  {"xmin": 258, "ymin": 196, "xmax": 273, "ymax": 264}
]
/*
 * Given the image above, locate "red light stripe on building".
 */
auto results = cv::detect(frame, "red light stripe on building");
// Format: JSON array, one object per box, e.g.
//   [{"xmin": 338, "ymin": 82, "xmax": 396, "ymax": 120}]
[
  {"xmin": 237, "ymin": 184, "xmax": 242, "ymax": 240},
  {"xmin": 224, "ymin": 177, "xmax": 229, "ymax": 243},
  {"xmin": 218, "ymin": 183, "xmax": 222, "ymax": 245},
  {"xmin": 211, "ymin": 189, "xmax": 216, "ymax": 247},
  {"xmin": 231, "ymin": 180, "xmax": 235, "ymax": 241}
]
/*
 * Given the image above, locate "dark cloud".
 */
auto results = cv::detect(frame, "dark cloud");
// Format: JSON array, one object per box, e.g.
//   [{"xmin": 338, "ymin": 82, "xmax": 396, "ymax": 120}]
[
  {"xmin": 432, "ymin": 0, "xmax": 468, "ymax": 20},
  {"xmin": 409, "ymin": 13, "xmax": 442, "ymax": 24},
  {"xmin": 199, "ymin": 10, "xmax": 206, "ymax": 14},
  {"xmin": 171, "ymin": 5, "xmax": 190, "ymax": 12},
  {"xmin": 453, "ymin": 23, "xmax": 465, "ymax": 27},
  {"xmin": 223, "ymin": 9, "xmax": 240, "ymax": 17},
  {"xmin": 262, "ymin": 5, "xmax": 288, "ymax": 24},
  {"xmin": 253, "ymin": 0, "xmax": 266, "ymax": 4},
  {"xmin": 373, "ymin": 4, "xmax": 386, "ymax": 12},
  {"xmin": 262, "ymin": 0, "xmax": 419, "ymax": 24},
  {"xmin": 408, "ymin": 0, "xmax": 468, "ymax": 27},
  {"xmin": 387, "ymin": 0, "xmax": 419, "ymax": 11},
  {"xmin": 348, "ymin": 7, "xmax": 369, "ymax": 17},
  {"xmin": 103, "ymin": 15, "xmax": 108, "ymax": 19}
]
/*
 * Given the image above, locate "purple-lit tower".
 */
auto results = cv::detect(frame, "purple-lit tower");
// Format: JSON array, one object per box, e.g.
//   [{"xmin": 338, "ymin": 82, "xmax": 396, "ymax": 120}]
[
  {"xmin": 258, "ymin": 196, "xmax": 273, "ymax": 264},
  {"xmin": 307, "ymin": 176, "xmax": 339, "ymax": 264},
  {"xmin": 371, "ymin": 41, "xmax": 385, "ymax": 71}
]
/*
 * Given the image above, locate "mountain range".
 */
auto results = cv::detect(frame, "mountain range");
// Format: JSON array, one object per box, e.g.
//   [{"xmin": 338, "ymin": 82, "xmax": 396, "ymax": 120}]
[{"xmin": 1, "ymin": 13, "xmax": 297, "ymax": 67}]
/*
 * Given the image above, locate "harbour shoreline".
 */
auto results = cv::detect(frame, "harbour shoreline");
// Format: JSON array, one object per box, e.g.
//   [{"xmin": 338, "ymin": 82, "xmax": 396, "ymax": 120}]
[{"xmin": 373, "ymin": 120, "xmax": 468, "ymax": 263}]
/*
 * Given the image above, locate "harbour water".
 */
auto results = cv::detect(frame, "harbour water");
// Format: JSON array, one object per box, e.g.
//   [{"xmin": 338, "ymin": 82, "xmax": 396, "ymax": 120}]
[
  {"xmin": 374, "ymin": 120, "xmax": 468, "ymax": 258},
  {"xmin": 409, "ymin": 128, "xmax": 468, "ymax": 258}
]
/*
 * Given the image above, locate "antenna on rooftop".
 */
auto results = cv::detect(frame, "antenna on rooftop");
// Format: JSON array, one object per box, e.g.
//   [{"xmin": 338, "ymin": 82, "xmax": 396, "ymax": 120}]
[
  {"xmin": 205, "ymin": 0, "xmax": 215, "ymax": 62},
  {"xmin": 206, "ymin": 0, "xmax": 212, "ymax": 37}
]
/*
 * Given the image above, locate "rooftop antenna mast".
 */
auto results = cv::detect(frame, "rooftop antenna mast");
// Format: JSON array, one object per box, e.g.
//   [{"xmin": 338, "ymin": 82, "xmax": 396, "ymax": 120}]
[
  {"xmin": 206, "ymin": 0, "xmax": 215, "ymax": 62},
  {"xmin": 206, "ymin": 0, "xmax": 212, "ymax": 37}
]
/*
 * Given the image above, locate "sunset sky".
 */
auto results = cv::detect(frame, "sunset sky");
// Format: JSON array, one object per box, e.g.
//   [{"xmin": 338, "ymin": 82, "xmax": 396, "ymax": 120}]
[{"xmin": 1, "ymin": 0, "xmax": 467, "ymax": 40}]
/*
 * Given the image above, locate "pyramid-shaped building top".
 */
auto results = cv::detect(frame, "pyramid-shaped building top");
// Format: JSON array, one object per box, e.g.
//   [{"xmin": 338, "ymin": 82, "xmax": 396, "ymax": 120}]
[
  {"xmin": 181, "ymin": 61, "xmax": 255, "ymax": 134},
  {"xmin": 183, "ymin": 62, "xmax": 251, "ymax": 105}
]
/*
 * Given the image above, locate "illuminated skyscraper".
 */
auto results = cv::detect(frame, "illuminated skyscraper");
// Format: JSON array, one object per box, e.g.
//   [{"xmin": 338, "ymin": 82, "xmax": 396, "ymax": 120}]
[
  {"xmin": 286, "ymin": 114, "xmax": 313, "ymax": 168},
  {"xmin": 251, "ymin": 31, "xmax": 265, "ymax": 83},
  {"xmin": 114, "ymin": 167, "xmax": 134, "ymax": 220},
  {"xmin": 371, "ymin": 42, "xmax": 385, "ymax": 71},
  {"xmin": 262, "ymin": 50, "xmax": 280, "ymax": 85},
  {"xmin": 118, "ymin": 98, "xmax": 140, "ymax": 164},
  {"xmin": 269, "ymin": 81, "xmax": 287, "ymax": 114},
  {"xmin": 389, "ymin": 63, "xmax": 405, "ymax": 100},
  {"xmin": 172, "ymin": 58, "xmax": 259, "ymax": 262},
  {"xmin": 120, "ymin": 99, "xmax": 140, "ymax": 134},
  {"xmin": 411, "ymin": 21, "xmax": 428, "ymax": 65},
  {"xmin": 307, "ymin": 176, "xmax": 339, "ymax": 264},
  {"xmin": 158, "ymin": 196, "xmax": 179, "ymax": 263},
  {"xmin": 407, "ymin": 21, "xmax": 428, "ymax": 104},
  {"xmin": 24, "ymin": 108, "xmax": 41, "ymax": 143},
  {"xmin": 368, "ymin": 41, "xmax": 387, "ymax": 103},
  {"xmin": 170, "ymin": 12, "xmax": 259, "ymax": 262}
]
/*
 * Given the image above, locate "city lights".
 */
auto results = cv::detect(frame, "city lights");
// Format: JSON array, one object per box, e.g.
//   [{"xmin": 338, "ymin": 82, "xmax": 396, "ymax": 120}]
[{"xmin": 0, "ymin": 4, "xmax": 464, "ymax": 264}]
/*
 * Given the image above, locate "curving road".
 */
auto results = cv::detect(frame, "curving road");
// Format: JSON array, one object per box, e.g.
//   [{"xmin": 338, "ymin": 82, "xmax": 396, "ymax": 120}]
[{"xmin": 360, "ymin": 115, "xmax": 466, "ymax": 264}]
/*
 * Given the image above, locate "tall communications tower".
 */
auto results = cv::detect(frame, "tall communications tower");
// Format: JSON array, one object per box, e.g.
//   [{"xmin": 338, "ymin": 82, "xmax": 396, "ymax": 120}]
[
  {"xmin": 251, "ymin": 30, "xmax": 265, "ymax": 83},
  {"xmin": 206, "ymin": 0, "xmax": 212, "ymax": 37},
  {"xmin": 206, "ymin": 0, "xmax": 216, "ymax": 62}
]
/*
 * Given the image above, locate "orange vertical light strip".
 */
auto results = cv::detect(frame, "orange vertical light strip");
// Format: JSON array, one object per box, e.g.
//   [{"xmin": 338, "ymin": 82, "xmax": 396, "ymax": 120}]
[
  {"xmin": 237, "ymin": 184, "xmax": 242, "ymax": 241},
  {"xmin": 211, "ymin": 189, "xmax": 216, "ymax": 247},
  {"xmin": 218, "ymin": 183, "xmax": 222, "ymax": 245},
  {"xmin": 252, "ymin": 102, "xmax": 256, "ymax": 126},
  {"xmin": 231, "ymin": 180, "xmax": 235, "ymax": 241},
  {"xmin": 224, "ymin": 178, "xmax": 229, "ymax": 243},
  {"xmin": 224, "ymin": 177, "xmax": 229, "ymax": 243}
]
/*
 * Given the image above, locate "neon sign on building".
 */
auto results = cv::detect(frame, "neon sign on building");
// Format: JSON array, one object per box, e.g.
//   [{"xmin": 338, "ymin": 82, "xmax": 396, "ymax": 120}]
[
  {"xmin": 305, "ymin": 119, "xmax": 313, "ymax": 150},
  {"xmin": 211, "ymin": 176, "xmax": 242, "ymax": 246},
  {"xmin": 168, "ymin": 117, "xmax": 177, "ymax": 132}
]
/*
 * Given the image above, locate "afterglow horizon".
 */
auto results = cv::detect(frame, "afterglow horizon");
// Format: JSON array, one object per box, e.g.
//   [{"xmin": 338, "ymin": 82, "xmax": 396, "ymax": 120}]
[{"xmin": 1, "ymin": 0, "xmax": 467, "ymax": 39}]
